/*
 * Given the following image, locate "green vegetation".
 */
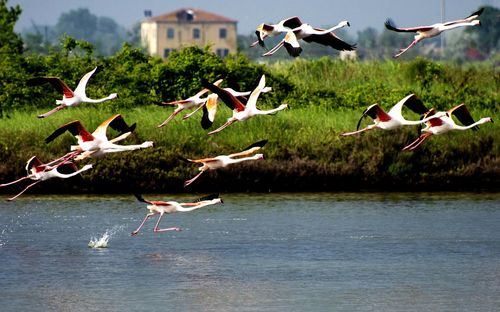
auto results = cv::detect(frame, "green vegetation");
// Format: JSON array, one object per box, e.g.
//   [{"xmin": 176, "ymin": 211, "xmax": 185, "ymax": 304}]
[{"xmin": 0, "ymin": 0, "xmax": 498, "ymax": 195}]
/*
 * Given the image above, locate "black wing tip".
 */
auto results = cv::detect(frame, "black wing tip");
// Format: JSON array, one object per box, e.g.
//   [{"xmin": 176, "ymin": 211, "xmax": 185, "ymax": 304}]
[
  {"xmin": 284, "ymin": 44, "xmax": 302, "ymax": 57},
  {"xmin": 245, "ymin": 139, "xmax": 268, "ymax": 151},
  {"xmin": 201, "ymin": 76, "xmax": 225, "ymax": 88},
  {"xmin": 177, "ymin": 155, "xmax": 190, "ymax": 163},
  {"xmin": 201, "ymin": 107, "xmax": 213, "ymax": 129},
  {"xmin": 384, "ymin": 19, "xmax": 398, "ymax": 30},
  {"xmin": 469, "ymin": 7, "xmax": 484, "ymax": 17},
  {"xmin": 254, "ymin": 139, "xmax": 268, "ymax": 147},
  {"xmin": 197, "ymin": 193, "xmax": 220, "ymax": 202},
  {"xmin": 26, "ymin": 77, "xmax": 47, "ymax": 86},
  {"xmin": 134, "ymin": 194, "xmax": 147, "ymax": 203}
]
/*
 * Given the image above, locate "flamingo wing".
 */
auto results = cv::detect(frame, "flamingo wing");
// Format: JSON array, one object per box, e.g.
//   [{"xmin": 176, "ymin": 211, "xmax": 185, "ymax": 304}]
[
  {"xmin": 242, "ymin": 139, "xmax": 268, "ymax": 152},
  {"xmin": 449, "ymin": 104, "xmax": 478, "ymax": 130},
  {"xmin": 466, "ymin": 8, "xmax": 484, "ymax": 20},
  {"xmin": 56, "ymin": 162, "xmax": 79, "ymax": 174},
  {"xmin": 93, "ymin": 114, "xmax": 136, "ymax": 141},
  {"xmin": 45, "ymin": 120, "xmax": 93, "ymax": 143},
  {"xmin": 74, "ymin": 67, "xmax": 98, "ymax": 97},
  {"xmin": 245, "ymin": 75, "xmax": 267, "ymax": 110},
  {"xmin": 356, "ymin": 104, "xmax": 389, "ymax": 130},
  {"xmin": 202, "ymin": 79, "xmax": 246, "ymax": 112},
  {"xmin": 201, "ymin": 94, "xmax": 219, "ymax": 129},
  {"xmin": 403, "ymin": 94, "xmax": 428, "ymax": 115},
  {"xmin": 134, "ymin": 194, "xmax": 167, "ymax": 206},
  {"xmin": 303, "ymin": 30, "xmax": 356, "ymax": 51},
  {"xmin": 282, "ymin": 16, "xmax": 303, "ymax": 29},
  {"xmin": 384, "ymin": 19, "xmax": 434, "ymax": 33},
  {"xmin": 195, "ymin": 193, "xmax": 220, "ymax": 202},
  {"xmin": 27, "ymin": 77, "xmax": 75, "ymax": 98},
  {"xmin": 284, "ymin": 31, "xmax": 303, "ymax": 57},
  {"xmin": 25, "ymin": 156, "xmax": 43, "ymax": 174}
]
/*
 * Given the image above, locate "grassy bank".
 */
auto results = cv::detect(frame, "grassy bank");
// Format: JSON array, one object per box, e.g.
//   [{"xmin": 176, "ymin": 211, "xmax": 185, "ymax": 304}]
[
  {"xmin": 1, "ymin": 54, "xmax": 498, "ymax": 195},
  {"xmin": 0, "ymin": 102, "xmax": 498, "ymax": 195}
]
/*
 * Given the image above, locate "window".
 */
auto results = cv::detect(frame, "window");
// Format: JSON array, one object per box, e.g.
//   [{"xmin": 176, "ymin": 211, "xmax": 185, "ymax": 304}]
[
  {"xmin": 163, "ymin": 49, "xmax": 171, "ymax": 57},
  {"xmin": 193, "ymin": 28, "xmax": 200, "ymax": 39},
  {"xmin": 216, "ymin": 48, "xmax": 229, "ymax": 57},
  {"xmin": 167, "ymin": 28, "xmax": 174, "ymax": 39},
  {"xmin": 219, "ymin": 28, "xmax": 227, "ymax": 39}
]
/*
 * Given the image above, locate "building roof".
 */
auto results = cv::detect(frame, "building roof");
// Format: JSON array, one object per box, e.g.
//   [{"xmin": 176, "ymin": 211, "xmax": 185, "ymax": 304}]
[{"xmin": 145, "ymin": 8, "xmax": 237, "ymax": 24}]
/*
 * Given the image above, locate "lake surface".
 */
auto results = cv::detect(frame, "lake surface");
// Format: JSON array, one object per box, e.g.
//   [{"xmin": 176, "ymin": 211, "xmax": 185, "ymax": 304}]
[{"xmin": 1, "ymin": 192, "xmax": 499, "ymax": 312}]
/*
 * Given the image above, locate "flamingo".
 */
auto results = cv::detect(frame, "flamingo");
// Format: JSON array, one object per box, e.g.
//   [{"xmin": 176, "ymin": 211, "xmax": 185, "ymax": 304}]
[
  {"xmin": 199, "ymin": 84, "xmax": 273, "ymax": 130},
  {"xmin": 201, "ymin": 75, "xmax": 288, "ymax": 135},
  {"xmin": 155, "ymin": 79, "xmax": 223, "ymax": 128},
  {"xmin": 0, "ymin": 156, "xmax": 92, "ymax": 201},
  {"xmin": 402, "ymin": 103, "xmax": 493, "ymax": 151},
  {"xmin": 341, "ymin": 94, "xmax": 446, "ymax": 136},
  {"xmin": 263, "ymin": 20, "xmax": 355, "ymax": 57},
  {"xmin": 385, "ymin": 8, "xmax": 483, "ymax": 58},
  {"xmin": 45, "ymin": 114, "xmax": 153, "ymax": 160},
  {"xmin": 251, "ymin": 16, "xmax": 303, "ymax": 48},
  {"xmin": 131, "ymin": 193, "xmax": 223, "ymax": 235},
  {"xmin": 27, "ymin": 67, "xmax": 118, "ymax": 118},
  {"xmin": 181, "ymin": 140, "xmax": 267, "ymax": 187}
]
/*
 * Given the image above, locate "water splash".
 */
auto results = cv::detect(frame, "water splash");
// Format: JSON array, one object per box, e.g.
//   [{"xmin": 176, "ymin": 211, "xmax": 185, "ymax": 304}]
[{"xmin": 88, "ymin": 225, "xmax": 125, "ymax": 248}]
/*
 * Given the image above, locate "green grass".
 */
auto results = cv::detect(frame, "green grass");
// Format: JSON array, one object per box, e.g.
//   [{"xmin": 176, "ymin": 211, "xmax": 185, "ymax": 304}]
[
  {"xmin": 0, "ymin": 102, "xmax": 497, "ymax": 194},
  {"xmin": 0, "ymin": 56, "xmax": 498, "ymax": 194}
]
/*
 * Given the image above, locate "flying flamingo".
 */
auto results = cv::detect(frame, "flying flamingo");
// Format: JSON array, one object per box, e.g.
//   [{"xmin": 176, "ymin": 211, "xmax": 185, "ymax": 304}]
[
  {"xmin": 0, "ymin": 156, "xmax": 92, "ymax": 201},
  {"xmin": 402, "ymin": 103, "xmax": 493, "ymax": 151},
  {"xmin": 202, "ymin": 75, "xmax": 288, "ymax": 135},
  {"xmin": 199, "ymin": 84, "xmax": 273, "ymax": 130},
  {"xmin": 181, "ymin": 140, "xmax": 267, "ymax": 187},
  {"xmin": 45, "ymin": 114, "xmax": 153, "ymax": 160},
  {"xmin": 385, "ymin": 8, "xmax": 483, "ymax": 58},
  {"xmin": 27, "ymin": 67, "xmax": 118, "ymax": 118},
  {"xmin": 251, "ymin": 16, "xmax": 303, "ymax": 48},
  {"xmin": 155, "ymin": 79, "xmax": 223, "ymax": 128},
  {"xmin": 131, "ymin": 193, "xmax": 223, "ymax": 235},
  {"xmin": 263, "ymin": 20, "xmax": 355, "ymax": 57},
  {"xmin": 341, "ymin": 94, "xmax": 445, "ymax": 136}
]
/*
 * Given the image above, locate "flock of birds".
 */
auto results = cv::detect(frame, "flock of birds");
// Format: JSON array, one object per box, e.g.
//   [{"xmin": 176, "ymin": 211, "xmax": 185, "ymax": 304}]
[{"xmin": 0, "ymin": 9, "xmax": 493, "ymax": 235}]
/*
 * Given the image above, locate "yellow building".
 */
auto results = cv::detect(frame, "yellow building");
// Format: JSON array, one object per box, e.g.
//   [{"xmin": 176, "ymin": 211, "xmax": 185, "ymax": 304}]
[{"xmin": 141, "ymin": 8, "xmax": 237, "ymax": 59}]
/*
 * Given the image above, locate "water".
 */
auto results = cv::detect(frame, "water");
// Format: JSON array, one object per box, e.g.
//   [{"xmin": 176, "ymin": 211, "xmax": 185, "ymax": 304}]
[{"xmin": 0, "ymin": 193, "xmax": 499, "ymax": 311}]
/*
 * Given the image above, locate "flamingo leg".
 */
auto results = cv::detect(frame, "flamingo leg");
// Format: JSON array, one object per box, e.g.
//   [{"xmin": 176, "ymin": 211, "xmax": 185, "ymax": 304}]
[
  {"xmin": 250, "ymin": 40, "xmax": 260, "ymax": 48},
  {"xmin": 407, "ymin": 133, "xmax": 432, "ymax": 151},
  {"xmin": 153, "ymin": 214, "xmax": 181, "ymax": 233},
  {"xmin": 0, "ymin": 176, "xmax": 30, "ymax": 188},
  {"xmin": 131, "ymin": 213, "xmax": 155, "ymax": 236},
  {"xmin": 394, "ymin": 39, "xmax": 418, "ymax": 58},
  {"xmin": 7, "ymin": 181, "xmax": 40, "ymax": 201},
  {"xmin": 207, "ymin": 120, "xmax": 235, "ymax": 135},
  {"xmin": 45, "ymin": 151, "xmax": 76, "ymax": 166},
  {"xmin": 262, "ymin": 40, "xmax": 284, "ymax": 56},
  {"xmin": 184, "ymin": 171, "xmax": 205, "ymax": 187},
  {"xmin": 402, "ymin": 133, "xmax": 432, "ymax": 151},
  {"xmin": 182, "ymin": 103, "xmax": 205, "ymax": 120},
  {"xmin": 158, "ymin": 110, "xmax": 180, "ymax": 128},
  {"xmin": 340, "ymin": 126, "xmax": 374, "ymax": 137},
  {"xmin": 37, "ymin": 105, "xmax": 66, "ymax": 118},
  {"xmin": 45, "ymin": 151, "xmax": 81, "ymax": 169}
]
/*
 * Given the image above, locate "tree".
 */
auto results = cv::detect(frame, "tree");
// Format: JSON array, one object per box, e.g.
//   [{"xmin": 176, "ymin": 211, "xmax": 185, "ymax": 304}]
[
  {"xmin": 356, "ymin": 27, "xmax": 378, "ymax": 59},
  {"xmin": 52, "ymin": 8, "xmax": 126, "ymax": 56},
  {"xmin": 0, "ymin": 0, "xmax": 22, "ymax": 54},
  {"xmin": 464, "ymin": 6, "xmax": 499, "ymax": 56}
]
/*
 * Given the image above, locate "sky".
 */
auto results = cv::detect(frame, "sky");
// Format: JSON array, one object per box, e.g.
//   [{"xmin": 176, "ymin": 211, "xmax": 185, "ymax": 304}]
[{"xmin": 10, "ymin": 0, "xmax": 499, "ymax": 35}]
